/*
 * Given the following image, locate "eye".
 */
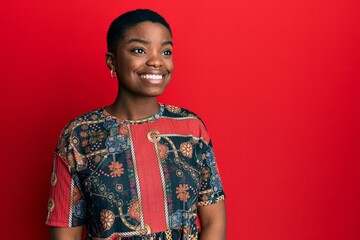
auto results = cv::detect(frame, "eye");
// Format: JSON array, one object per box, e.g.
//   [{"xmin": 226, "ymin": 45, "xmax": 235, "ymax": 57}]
[
  {"xmin": 131, "ymin": 48, "xmax": 146, "ymax": 54},
  {"xmin": 162, "ymin": 50, "xmax": 172, "ymax": 56}
]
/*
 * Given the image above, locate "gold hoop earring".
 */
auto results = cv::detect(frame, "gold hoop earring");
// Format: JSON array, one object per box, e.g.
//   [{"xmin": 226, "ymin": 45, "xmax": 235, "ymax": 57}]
[{"xmin": 110, "ymin": 69, "xmax": 117, "ymax": 78}]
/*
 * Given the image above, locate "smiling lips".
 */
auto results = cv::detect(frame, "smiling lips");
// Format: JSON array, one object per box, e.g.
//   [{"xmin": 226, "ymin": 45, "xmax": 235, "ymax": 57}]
[{"xmin": 138, "ymin": 73, "xmax": 164, "ymax": 84}]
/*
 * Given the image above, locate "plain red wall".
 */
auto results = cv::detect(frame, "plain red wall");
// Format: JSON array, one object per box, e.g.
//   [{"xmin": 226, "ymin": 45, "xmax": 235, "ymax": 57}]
[{"xmin": 1, "ymin": 0, "xmax": 359, "ymax": 239}]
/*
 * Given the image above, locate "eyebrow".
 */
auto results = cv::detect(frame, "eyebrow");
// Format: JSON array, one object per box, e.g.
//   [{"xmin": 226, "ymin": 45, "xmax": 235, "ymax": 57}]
[
  {"xmin": 127, "ymin": 38, "xmax": 173, "ymax": 46},
  {"xmin": 127, "ymin": 38, "xmax": 150, "ymax": 45},
  {"xmin": 162, "ymin": 40, "xmax": 173, "ymax": 46}
]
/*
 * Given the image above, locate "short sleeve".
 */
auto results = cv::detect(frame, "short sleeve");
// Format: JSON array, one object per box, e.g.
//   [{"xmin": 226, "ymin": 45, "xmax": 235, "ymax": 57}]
[
  {"xmin": 197, "ymin": 140, "xmax": 226, "ymax": 206},
  {"xmin": 45, "ymin": 123, "xmax": 86, "ymax": 227}
]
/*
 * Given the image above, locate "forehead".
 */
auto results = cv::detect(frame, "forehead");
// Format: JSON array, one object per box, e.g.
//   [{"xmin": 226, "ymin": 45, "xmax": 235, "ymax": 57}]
[{"xmin": 122, "ymin": 21, "xmax": 172, "ymax": 42}]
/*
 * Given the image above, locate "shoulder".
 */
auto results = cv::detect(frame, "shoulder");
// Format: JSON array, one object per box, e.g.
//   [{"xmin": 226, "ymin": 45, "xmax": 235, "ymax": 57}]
[
  {"xmin": 61, "ymin": 108, "xmax": 104, "ymax": 133},
  {"xmin": 56, "ymin": 108, "xmax": 104, "ymax": 150},
  {"xmin": 163, "ymin": 104, "xmax": 205, "ymax": 123},
  {"xmin": 162, "ymin": 104, "xmax": 211, "ymax": 142}
]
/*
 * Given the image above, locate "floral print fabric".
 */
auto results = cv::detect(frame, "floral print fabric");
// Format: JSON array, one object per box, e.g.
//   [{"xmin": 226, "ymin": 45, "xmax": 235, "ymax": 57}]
[{"xmin": 46, "ymin": 104, "xmax": 225, "ymax": 239}]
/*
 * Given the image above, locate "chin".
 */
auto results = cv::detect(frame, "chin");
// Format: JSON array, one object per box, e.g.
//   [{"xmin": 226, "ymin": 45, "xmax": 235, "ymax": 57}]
[
  {"xmin": 142, "ymin": 91, "xmax": 165, "ymax": 98},
  {"xmin": 139, "ymin": 87, "xmax": 167, "ymax": 97}
]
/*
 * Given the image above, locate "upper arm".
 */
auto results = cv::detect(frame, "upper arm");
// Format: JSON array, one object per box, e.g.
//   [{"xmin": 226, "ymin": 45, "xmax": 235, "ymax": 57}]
[
  {"xmin": 46, "ymin": 124, "xmax": 86, "ymax": 228},
  {"xmin": 198, "ymin": 200, "xmax": 226, "ymax": 227},
  {"xmin": 50, "ymin": 226, "xmax": 83, "ymax": 240}
]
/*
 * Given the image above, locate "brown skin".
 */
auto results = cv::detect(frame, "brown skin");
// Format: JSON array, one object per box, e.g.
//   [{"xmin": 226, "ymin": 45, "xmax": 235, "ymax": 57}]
[
  {"xmin": 105, "ymin": 21, "xmax": 174, "ymax": 120},
  {"xmin": 50, "ymin": 226, "xmax": 82, "ymax": 240},
  {"xmin": 198, "ymin": 201, "xmax": 227, "ymax": 240},
  {"xmin": 50, "ymin": 21, "xmax": 226, "ymax": 240}
]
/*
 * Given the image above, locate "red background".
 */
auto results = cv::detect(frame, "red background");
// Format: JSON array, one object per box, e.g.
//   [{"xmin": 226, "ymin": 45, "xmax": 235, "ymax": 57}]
[{"xmin": 1, "ymin": 0, "xmax": 359, "ymax": 239}]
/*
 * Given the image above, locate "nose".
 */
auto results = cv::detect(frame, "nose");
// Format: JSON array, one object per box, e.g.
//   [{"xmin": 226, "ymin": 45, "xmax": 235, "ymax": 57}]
[{"xmin": 146, "ymin": 52, "xmax": 163, "ymax": 68}]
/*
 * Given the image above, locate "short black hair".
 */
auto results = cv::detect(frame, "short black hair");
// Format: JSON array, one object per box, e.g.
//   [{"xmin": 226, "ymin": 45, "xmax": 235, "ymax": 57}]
[{"xmin": 107, "ymin": 9, "xmax": 172, "ymax": 52}]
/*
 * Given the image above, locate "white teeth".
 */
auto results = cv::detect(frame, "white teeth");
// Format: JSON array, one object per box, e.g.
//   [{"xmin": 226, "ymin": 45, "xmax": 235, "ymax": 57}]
[{"xmin": 140, "ymin": 74, "xmax": 163, "ymax": 80}]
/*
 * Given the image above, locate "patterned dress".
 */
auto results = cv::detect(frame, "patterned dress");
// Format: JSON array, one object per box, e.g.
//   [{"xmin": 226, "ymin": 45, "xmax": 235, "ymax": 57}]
[{"xmin": 46, "ymin": 104, "xmax": 225, "ymax": 240}]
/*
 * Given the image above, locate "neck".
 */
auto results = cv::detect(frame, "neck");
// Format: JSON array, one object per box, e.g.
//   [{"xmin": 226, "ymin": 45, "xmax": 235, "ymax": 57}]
[{"xmin": 106, "ymin": 94, "xmax": 160, "ymax": 121}]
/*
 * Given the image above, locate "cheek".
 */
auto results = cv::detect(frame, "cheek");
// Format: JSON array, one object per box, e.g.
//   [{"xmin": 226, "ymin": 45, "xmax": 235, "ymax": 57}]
[
  {"xmin": 117, "ymin": 56, "xmax": 142, "ymax": 72},
  {"xmin": 118, "ymin": 63, "xmax": 139, "ymax": 76},
  {"xmin": 166, "ymin": 59, "xmax": 174, "ymax": 73}
]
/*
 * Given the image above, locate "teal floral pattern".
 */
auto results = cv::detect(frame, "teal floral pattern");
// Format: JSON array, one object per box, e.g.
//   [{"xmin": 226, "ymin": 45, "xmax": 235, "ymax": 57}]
[{"xmin": 105, "ymin": 134, "xmax": 128, "ymax": 153}]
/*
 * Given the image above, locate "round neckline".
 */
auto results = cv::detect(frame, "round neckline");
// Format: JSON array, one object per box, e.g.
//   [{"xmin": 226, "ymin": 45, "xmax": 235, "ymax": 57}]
[{"xmin": 102, "ymin": 103, "xmax": 164, "ymax": 125}]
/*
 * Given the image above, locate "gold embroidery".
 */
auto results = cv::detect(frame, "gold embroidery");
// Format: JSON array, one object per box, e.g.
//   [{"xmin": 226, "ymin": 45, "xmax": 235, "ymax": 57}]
[
  {"xmin": 50, "ymin": 172, "xmax": 57, "ymax": 186},
  {"xmin": 48, "ymin": 198, "xmax": 55, "ymax": 212},
  {"xmin": 147, "ymin": 129, "xmax": 161, "ymax": 143}
]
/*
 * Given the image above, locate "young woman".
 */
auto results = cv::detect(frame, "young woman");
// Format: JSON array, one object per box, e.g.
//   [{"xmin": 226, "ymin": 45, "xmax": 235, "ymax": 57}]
[{"xmin": 46, "ymin": 9, "xmax": 226, "ymax": 240}]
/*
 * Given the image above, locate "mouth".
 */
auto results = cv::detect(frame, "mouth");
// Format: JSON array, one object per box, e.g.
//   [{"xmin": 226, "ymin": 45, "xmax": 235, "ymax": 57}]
[{"xmin": 138, "ymin": 73, "xmax": 165, "ymax": 84}]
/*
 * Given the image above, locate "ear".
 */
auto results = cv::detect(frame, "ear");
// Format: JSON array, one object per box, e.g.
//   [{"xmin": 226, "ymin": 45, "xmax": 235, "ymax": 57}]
[{"xmin": 105, "ymin": 52, "xmax": 116, "ymax": 70}]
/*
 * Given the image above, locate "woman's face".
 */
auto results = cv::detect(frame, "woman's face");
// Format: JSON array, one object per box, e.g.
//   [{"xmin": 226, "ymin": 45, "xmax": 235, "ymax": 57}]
[{"xmin": 107, "ymin": 21, "xmax": 174, "ymax": 99}]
